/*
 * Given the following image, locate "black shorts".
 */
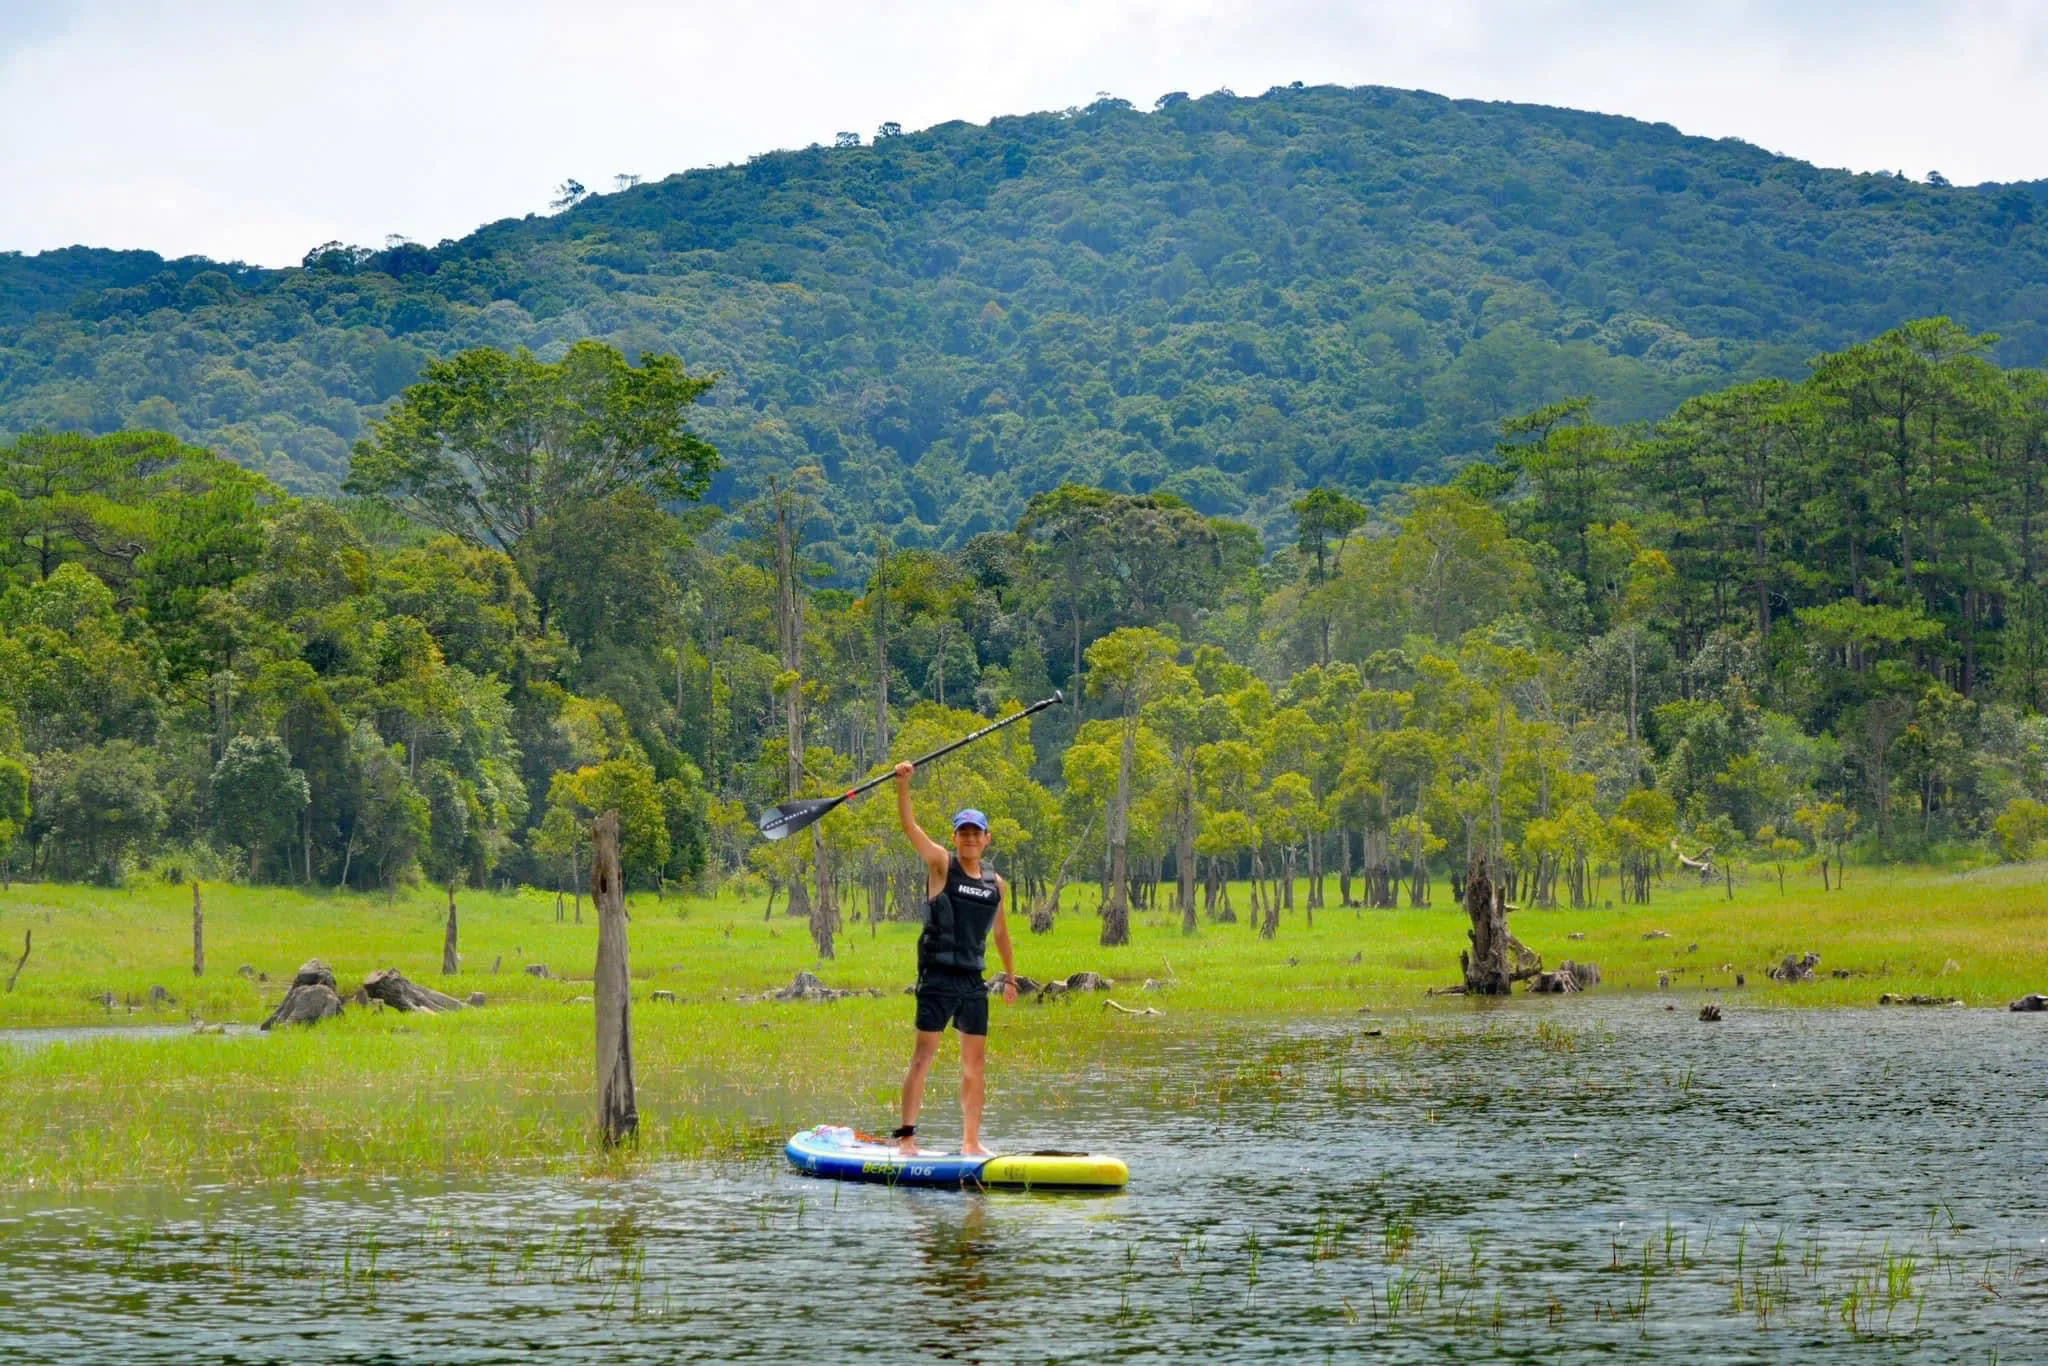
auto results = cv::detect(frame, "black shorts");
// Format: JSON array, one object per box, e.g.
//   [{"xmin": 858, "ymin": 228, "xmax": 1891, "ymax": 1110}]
[{"xmin": 914, "ymin": 975, "xmax": 989, "ymax": 1036}]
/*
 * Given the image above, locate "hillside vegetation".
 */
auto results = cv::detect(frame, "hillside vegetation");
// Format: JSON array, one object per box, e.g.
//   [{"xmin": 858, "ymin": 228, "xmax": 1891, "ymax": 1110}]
[{"xmin": 5, "ymin": 84, "xmax": 2048, "ymax": 561}]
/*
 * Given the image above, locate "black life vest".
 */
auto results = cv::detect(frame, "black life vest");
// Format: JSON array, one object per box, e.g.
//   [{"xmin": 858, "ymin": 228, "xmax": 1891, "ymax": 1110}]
[{"xmin": 919, "ymin": 855, "xmax": 1001, "ymax": 977}]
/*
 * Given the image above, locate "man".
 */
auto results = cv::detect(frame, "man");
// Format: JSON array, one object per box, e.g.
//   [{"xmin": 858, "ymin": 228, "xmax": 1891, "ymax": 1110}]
[{"xmin": 892, "ymin": 759, "xmax": 1018, "ymax": 1156}]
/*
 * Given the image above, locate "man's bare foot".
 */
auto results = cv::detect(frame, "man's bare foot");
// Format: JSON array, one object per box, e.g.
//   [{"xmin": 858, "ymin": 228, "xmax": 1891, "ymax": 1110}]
[
  {"xmin": 961, "ymin": 1142, "xmax": 993, "ymax": 1157},
  {"xmin": 897, "ymin": 1137, "xmax": 920, "ymax": 1156}
]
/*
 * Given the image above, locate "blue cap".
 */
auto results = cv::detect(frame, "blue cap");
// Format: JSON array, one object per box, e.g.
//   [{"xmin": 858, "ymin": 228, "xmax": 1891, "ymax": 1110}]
[{"xmin": 952, "ymin": 808, "xmax": 989, "ymax": 832}]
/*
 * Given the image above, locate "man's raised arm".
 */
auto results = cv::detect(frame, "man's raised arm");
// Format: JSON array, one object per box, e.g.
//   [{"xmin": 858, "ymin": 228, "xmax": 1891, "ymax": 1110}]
[{"xmin": 894, "ymin": 762, "xmax": 949, "ymax": 872}]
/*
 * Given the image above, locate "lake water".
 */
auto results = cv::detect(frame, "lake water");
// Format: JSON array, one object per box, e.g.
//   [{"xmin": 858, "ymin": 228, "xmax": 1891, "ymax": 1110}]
[
  {"xmin": 0, "ymin": 1023, "xmax": 261, "ymax": 1049},
  {"xmin": 0, "ymin": 1001, "xmax": 2041, "ymax": 1361}
]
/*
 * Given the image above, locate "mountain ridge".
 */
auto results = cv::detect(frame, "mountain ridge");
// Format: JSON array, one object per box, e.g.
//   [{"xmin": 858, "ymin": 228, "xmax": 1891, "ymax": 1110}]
[{"xmin": 6, "ymin": 82, "xmax": 2048, "ymax": 565}]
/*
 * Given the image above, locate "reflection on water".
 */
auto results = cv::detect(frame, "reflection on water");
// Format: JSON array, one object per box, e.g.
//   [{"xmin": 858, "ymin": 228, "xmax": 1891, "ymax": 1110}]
[{"xmin": 0, "ymin": 1002, "xmax": 2042, "ymax": 1362}]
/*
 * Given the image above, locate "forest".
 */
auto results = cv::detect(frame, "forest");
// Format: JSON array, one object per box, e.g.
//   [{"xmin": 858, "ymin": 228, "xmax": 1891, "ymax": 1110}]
[
  {"xmin": 4, "ymin": 82, "xmax": 2048, "ymax": 573},
  {"xmin": 8, "ymin": 309, "xmax": 2048, "ymax": 959}
]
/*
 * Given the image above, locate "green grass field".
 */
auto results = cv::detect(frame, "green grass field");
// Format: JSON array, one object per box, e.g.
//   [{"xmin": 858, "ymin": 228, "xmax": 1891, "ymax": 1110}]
[{"xmin": 1, "ymin": 862, "xmax": 2043, "ymax": 1192}]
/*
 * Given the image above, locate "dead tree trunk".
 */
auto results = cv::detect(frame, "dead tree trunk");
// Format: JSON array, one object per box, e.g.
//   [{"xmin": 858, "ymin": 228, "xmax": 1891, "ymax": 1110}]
[
  {"xmin": 361, "ymin": 968, "xmax": 466, "ymax": 1012},
  {"xmin": 1338, "ymin": 828, "xmax": 1353, "ymax": 908},
  {"xmin": 809, "ymin": 828, "xmax": 836, "ymax": 959},
  {"xmin": 592, "ymin": 811, "xmax": 638, "ymax": 1147},
  {"xmin": 1177, "ymin": 766, "xmax": 1198, "ymax": 933},
  {"xmin": 1100, "ymin": 717, "xmax": 1136, "ymax": 947},
  {"xmin": 5, "ymin": 929, "xmax": 28, "ymax": 992},
  {"xmin": 192, "ymin": 881, "xmax": 204, "ymax": 978},
  {"xmin": 1461, "ymin": 850, "xmax": 1512, "ymax": 996},
  {"xmin": 1032, "ymin": 810, "xmax": 1095, "ymax": 934},
  {"xmin": 442, "ymin": 882, "xmax": 460, "ymax": 975}
]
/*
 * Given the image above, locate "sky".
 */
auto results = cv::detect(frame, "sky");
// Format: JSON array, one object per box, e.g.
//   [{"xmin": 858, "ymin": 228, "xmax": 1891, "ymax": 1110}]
[{"xmin": 3, "ymin": 0, "xmax": 2045, "ymax": 267}]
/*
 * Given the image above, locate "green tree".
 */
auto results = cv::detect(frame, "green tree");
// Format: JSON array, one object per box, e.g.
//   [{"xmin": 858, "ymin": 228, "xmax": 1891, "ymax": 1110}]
[
  {"xmin": 209, "ymin": 734, "xmax": 311, "ymax": 881},
  {"xmin": 345, "ymin": 341, "xmax": 720, "ymax": 553},
  {"xmin": 1792, "ymin": 800, "xmax": 1858, "ymax": 889},
  {"xmin": 546, "ymin": 757, "xmax": 671, "ymax": 887},
  {"xmin": 0, "ymin": 753, "xmax": 27, "ymax": 884},
  {"xmin": 41, "ymin": 741, "xmax": 165, "ymax": 884},
  {"xmin": 339, "ymin": 723, "xmax": 429, "ymax": 892},
  {"xmin": 1388, "ymin": 489, "xmax": 1532, "ymax": 642},
  {"xmin": 1083, "ymin": 626, "xmax": 1182, "ymax": 946},
  {"xmin": 1993, "ymin": 796, "xmax": 2048, "ymax": 861},
  {"xmin": 1292, "ymin": 486, "xmax": 1367, "ymax": 582}
]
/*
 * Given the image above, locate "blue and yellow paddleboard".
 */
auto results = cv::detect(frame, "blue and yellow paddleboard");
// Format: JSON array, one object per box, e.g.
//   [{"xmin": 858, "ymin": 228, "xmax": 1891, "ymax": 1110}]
[{"xmin": 784, "ymin": 1125, "xmax": 1128, "ymax": 1190}]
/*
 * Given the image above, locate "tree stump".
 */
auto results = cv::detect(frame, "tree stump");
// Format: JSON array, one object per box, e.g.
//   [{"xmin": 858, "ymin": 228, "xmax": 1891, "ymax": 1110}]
[
  {"xmin": 592, "ymin": 811, "xmax": 637, "ymax": 1146},
  {"xmin": 1462, "ymin": 852, "xmax": 1512, "ymax": 995},
  {"xmin": 442, "ymin": 883, "xmax": 459, "ymax": 976},
  {"xmin": 1768, "ymin": 952, "xmax": 1821, "ymax": 983},
  {"xmin": 261, "ymin": 959, "xmax": 343, "ymax": 1030},
  {"xmin": 361, "ymin": 967, "xmax": 467, "ymax": 1013},
  {"xmin": 192, "ymin": 881, "xmax": 204, "ymax": 978}
]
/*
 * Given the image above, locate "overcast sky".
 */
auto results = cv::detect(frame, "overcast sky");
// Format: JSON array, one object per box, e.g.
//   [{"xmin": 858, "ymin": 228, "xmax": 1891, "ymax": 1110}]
[{"xmin": 3, "ymin": 0, "xmax": 2044, "ymax": 267}]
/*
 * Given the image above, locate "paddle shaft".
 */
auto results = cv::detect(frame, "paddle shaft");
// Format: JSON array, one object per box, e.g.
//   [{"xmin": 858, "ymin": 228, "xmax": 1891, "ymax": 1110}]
[
  {"xmin": 845, "ymin": 691, "xmax": 1063, "ymax": 800},
  {"xmin": 756, "ymin": 691, "xmax": 1063, "ymax": 839}
]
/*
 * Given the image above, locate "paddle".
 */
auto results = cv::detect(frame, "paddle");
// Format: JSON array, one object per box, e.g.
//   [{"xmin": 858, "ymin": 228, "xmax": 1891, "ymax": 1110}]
[{"xmin": 756, "ymin": 691, "xmax": 1065, "ymax": 841}]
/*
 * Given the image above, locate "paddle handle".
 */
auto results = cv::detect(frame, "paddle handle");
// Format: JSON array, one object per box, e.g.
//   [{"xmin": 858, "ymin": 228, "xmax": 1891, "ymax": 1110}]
[{"xmin": 841, "ymin": 691, "xmax": 1063, "ymax": 801}]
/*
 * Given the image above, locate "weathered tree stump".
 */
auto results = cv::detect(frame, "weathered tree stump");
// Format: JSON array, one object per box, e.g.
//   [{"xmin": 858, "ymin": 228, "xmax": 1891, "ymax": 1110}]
[
  {"xmin": 1699, "ymin": 1003, "xmax": 1723, "ymax": 1022},
  {"xmin": 524, "ymin": 963, "xmax": 555, "ymax": 980},
  {"xmin": 442, "ymin": 883, "xmax": 460, "ymax": 976},
  {"xmin": 192, "ymin": 881, "xmax": 204, "ymax": 978},
  {"xmin": 1064, "ymin": 971, "xmax": 1113, "ymax": 992},
  {"xmin": 1878, "ymin": 993, "xmax": 1961, "ymax": 1006},
  {"xmin": 1462, "ymin": 852, "xmax": 1512, "ymax": 996},
  {"xmin": 745, "ymin": 971, "xmax": 885, "ymax": 1002},
  {"xmin": 1768, "ymin": 952, "xmax": 1822, "ymax": 984},
  {"xmin": 361, "ymin": 967, "xmax": 467, "ymax": 1013},
  {"xmin": 780, "ymin": 970, "xmax": 831, "ymax": 999},
  {"xmin": 2008, "ymin": 993, "xmax": 2046, "ymax": 1012},
  {"xmin": 261, "ymin": 960, "xmax": 343, "ymax": 1030},
  {"xmin": 592, "ymin": 811, "xmax": 637, "ymax": 1146}
]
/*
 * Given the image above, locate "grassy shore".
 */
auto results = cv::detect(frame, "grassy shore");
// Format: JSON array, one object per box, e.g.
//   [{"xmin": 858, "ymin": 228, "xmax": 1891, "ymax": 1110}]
[{"xmin": 1, "ymin": 862, "xmax": 2043, "ymax": 1192}]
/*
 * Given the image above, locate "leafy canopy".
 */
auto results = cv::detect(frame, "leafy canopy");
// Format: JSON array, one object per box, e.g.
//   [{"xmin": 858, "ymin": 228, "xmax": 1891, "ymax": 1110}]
[{"xmin": 345, "ymin": 341, "xmax": 719, "ymax": 552}]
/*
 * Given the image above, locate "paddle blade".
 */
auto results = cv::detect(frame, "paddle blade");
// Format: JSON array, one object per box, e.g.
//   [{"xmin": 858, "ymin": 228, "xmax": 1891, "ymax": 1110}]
[{"xmin": 757, "ymin": 796, "xmax": 843, "ymax": 841}]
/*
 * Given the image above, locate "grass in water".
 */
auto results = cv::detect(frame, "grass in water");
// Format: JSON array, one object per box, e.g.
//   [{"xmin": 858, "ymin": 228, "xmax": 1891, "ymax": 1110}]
[{"xmin": 0, "ymin": 860, "xmax": 2044, "ymax": 1191}]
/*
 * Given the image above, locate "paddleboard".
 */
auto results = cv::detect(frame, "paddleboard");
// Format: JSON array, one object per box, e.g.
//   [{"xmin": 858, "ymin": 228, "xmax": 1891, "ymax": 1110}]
[{"xmin": 784, "ymin": 1125, "xmax": 1128, "ymax": 1190}]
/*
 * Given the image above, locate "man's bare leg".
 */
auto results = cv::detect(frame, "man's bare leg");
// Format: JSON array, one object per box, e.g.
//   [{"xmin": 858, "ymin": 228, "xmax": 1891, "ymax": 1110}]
[
  {"xmin": 959, "ymin": 1032, "xmax": 990, "ymax": 1156},
  {"xmin": 899, "ymin": 1030, "xmax": 942, "ymax": 1153}
]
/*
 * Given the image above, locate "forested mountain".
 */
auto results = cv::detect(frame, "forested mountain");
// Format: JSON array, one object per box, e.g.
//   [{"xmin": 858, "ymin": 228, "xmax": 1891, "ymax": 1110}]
[{"xmin": 5, "ymin": 83, "xmax": 2048, "ymax": 567}]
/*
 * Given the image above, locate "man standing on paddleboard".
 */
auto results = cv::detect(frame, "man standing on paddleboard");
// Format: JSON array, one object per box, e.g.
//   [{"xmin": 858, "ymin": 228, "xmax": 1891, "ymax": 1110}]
[{"xmin": 892, "ymin": 761, "xmax": 1018, "ymax": 1156}]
